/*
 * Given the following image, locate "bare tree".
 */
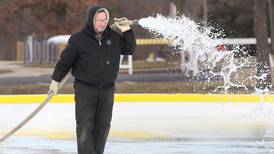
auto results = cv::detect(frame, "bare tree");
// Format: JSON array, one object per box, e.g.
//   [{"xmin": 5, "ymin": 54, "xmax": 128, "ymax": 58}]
[
  {"xmin": 0, "ymin": 0, "xmax": 99, "ymax": 60},
  {"xmin": 254, "ymin": 0, "xmax": 272, "ymax": 91},
  {"xmin": 182, "ymin": 0, "xmax": 203, "ymax": 21},
  {"xmin": 269, "ymin": 0, "xmax": 274, "ymax": 55},
  {"xmin": 203, "ymin": 0, "xmax": 208, "ymax": 25}
]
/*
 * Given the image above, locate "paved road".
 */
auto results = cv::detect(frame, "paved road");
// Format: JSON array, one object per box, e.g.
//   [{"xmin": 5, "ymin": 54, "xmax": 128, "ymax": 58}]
[
  {"xmin": 0, "ymin": 72, "xmax": 222, "ymax": 85},
  {"xmin": 0, "ymin": 61, "xmax": 224, "ymax": 85}
]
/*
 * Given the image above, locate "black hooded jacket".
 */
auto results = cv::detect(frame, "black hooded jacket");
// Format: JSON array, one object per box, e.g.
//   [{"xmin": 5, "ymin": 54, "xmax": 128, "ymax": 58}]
[{"xmin": 52, "ymin": 6, "xmax": 136, "ymax": 88}]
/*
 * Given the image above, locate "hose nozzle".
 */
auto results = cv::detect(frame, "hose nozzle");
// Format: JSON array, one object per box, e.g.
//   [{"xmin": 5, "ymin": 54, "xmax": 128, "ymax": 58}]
[
  {"xmin": 131, "ymin": 19, "xmax": 139, "ymax": 25},
  {"xmin": 114, "ymin": 18, "xmax": 139, "ymax": 26}
]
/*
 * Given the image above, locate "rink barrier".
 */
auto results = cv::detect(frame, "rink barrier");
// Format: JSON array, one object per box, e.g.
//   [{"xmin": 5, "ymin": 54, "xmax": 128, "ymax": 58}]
[
  {"xmin": 1, "ymin": 94, "xmax": 274, "ymax": 139},
  {"xmin": 0, "ymin": 94, "xmax": 273, "ymax": 104}
]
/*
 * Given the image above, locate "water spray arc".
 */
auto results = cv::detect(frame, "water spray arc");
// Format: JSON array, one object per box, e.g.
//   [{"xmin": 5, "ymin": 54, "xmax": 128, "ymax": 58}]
[{"xmin": 137, "ymin": 14, "xmax": 272, "ymax": 94}]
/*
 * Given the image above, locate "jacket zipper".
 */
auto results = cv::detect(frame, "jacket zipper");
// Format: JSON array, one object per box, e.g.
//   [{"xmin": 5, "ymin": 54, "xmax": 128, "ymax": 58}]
[
  {"xmin": 97, "ymin": 33, "xmax": 105, "ymax": 87},
  {"xmin": 97, "ymin": 33, "xmax": 104, "ymax": 46}
]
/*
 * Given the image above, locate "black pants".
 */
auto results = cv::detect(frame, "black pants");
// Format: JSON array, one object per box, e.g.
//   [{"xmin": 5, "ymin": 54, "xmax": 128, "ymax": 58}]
[{"xmin": 74, "ymin": 81, "xmax": 114, "ymax": 154}]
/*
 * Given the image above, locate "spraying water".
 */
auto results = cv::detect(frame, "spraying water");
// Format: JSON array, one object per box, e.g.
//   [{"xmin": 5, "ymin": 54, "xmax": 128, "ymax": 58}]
[
  {"xmin": 137, "ymin": 14, "xmax": 274, "ymax": 153},
  {"xmin": 138, "ymin": 14, "xmax": 272, "ymax": 94}
]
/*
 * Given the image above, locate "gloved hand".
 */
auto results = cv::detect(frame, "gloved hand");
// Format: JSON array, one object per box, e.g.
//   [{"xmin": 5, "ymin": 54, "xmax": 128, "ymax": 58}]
[
  {"xmin": 113, "ymin": 17, "xmax": 131, "ymax": 33},
  {"xmin": 48, "ymin": 80, "xmax": 60, "ymax": 95}
]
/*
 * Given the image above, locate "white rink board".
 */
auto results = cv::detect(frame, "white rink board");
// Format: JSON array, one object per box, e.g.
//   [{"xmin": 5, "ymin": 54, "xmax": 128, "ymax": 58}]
[{"xmin": 1, "ymin": 102, "xmax": 274, "ymax": 139}]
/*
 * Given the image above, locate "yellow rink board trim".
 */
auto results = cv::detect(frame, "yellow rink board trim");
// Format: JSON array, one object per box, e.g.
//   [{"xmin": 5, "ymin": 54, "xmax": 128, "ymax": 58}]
[
  {"xmin": 0, "ymin": 94, "xmax": 273, "ymax": 104},
  {"xmin": 0, "ymin": 130, "xmax": 161, "ymax": 139}
]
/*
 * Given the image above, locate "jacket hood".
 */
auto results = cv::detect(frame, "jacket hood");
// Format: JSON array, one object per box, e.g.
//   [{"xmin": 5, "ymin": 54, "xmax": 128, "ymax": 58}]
[{"xmin": 86, "ymin": 5, "xmax": 109, "ymax": 35}]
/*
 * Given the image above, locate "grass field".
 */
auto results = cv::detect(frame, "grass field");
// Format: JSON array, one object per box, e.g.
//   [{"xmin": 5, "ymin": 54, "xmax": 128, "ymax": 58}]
[{"xmin": 0, "ymin": 80, "xmax": 272, "ymax": 94}]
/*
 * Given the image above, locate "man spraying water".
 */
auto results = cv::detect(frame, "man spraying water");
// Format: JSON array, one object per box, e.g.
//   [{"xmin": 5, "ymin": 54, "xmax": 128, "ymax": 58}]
[{"xmin": 49, "ymin": 5, "xmax": 136, "ymax": 154}]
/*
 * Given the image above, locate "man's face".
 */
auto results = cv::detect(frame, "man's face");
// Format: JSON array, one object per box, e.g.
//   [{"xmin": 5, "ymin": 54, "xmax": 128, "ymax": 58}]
[{"xmin": 94, "ymin": 12, "xmax": 107, "ymax": 33}]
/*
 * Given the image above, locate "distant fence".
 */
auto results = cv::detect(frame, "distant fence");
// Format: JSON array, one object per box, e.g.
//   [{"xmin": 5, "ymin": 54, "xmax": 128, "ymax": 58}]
[
  {"xmin": 17, "ymin": 39, "xmax": 137, "ymax": 74},
  {"xmin": 18, "ymin": 37, "xmax": 273, "ymax": 65},
  {"xmin": 15, "ymin": 38, "xmax": 174, "ymax": 74},
  {"xmin": 17, "ymin": 38, "xmax": 172, "ymax": 64},
  {"xmin": 16, "ymin": 41, "xmax": 66, "ymax": 64}
]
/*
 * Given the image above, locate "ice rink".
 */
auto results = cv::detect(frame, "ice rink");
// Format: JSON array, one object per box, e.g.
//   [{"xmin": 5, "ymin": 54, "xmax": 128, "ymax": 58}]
[
  {"xmin": 1, "ymin": 136, "xmax": 274, "ymax": 154},
  {"xmin": 1, "ymin": 94, "xmax": 274, "ymax": 153}
]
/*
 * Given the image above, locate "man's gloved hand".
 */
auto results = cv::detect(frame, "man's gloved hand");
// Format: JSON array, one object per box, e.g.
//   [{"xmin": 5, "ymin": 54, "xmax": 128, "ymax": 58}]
[
  {"xmin": 48, "ymin": 80, "xmax": 60, "ymax": 95},
  {"xmin": 113, "ymin": 17, "xmax": 131, "ymax": 33}
]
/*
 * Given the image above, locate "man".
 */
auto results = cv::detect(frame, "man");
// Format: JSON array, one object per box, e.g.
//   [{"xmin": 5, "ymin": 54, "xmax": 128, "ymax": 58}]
[{"xmin": 48, "ymin": 5, "xmax": 136, "ymax": 154}]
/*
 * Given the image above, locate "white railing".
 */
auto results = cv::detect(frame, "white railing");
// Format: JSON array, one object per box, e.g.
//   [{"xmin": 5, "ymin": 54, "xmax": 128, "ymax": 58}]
[
  {"xmin": 119, "ymin": 55, "xmax": 133, "ymax": 75},
  {"xmin": 219, "ymin": 38, "xmax": 273, "ymax": 67}
]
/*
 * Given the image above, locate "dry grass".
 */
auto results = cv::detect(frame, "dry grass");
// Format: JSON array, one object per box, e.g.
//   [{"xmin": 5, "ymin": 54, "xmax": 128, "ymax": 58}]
[
  {"xmin": 0, "ymin": 69, "xmax": 13, "ymax": 74},
  {"xmin": 0, "ymin": 81, "xmax": 266, "ymax": 95}
]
